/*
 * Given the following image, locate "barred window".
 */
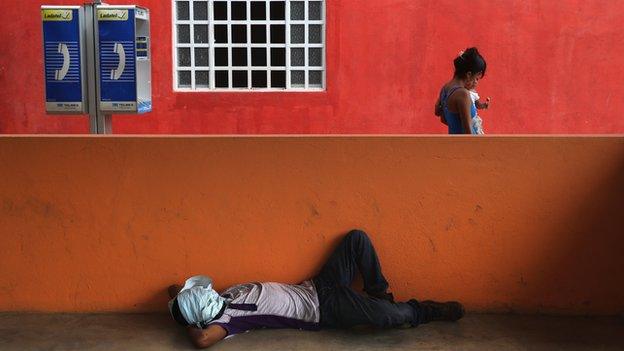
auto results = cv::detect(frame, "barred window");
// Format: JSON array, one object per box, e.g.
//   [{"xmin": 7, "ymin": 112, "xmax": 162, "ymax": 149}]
[{"xmin": 173, "ymin": 0, "xmax": 325, "ymax": 91}]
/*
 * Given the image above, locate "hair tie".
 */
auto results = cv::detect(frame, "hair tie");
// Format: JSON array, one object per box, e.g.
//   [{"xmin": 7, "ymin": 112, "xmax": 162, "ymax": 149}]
[{"xmin": 458, "ymin": 50, "xmax": 465, "ymax": 59}]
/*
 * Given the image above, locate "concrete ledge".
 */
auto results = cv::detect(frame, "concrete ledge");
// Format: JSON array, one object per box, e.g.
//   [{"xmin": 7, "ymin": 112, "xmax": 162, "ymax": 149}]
[{"xmin": 0, "ymin": 313, "xmax": 623, "ymax": 351}]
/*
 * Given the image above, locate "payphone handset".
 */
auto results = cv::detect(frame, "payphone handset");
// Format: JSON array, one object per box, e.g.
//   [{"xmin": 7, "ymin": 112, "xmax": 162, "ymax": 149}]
[
  {"xmin": 55, "ymin": 43, "xmax": 71, "ymax": 81},
  {"xmin": 111, "ymin": 43, "xmax": 126, "ymax": 80}
]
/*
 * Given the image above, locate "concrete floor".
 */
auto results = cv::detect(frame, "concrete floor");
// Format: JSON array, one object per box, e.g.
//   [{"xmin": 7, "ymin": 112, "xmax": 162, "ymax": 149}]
[{"xmin": 0, "ymin": 313, "xmax": 622, "ymax": 351}]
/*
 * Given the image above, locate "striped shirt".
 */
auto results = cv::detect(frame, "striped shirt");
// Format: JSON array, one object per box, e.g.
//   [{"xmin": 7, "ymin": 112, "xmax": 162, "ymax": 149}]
[{"xmin": 209, "ymin": 280, "xmax": 321, "ymax": 336}]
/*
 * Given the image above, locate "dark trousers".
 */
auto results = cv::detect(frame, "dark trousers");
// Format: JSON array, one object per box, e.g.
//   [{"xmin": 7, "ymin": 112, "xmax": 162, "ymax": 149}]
[{"xmin": 313, "ymin": 230, "xmax": 423, "ymax": 329}]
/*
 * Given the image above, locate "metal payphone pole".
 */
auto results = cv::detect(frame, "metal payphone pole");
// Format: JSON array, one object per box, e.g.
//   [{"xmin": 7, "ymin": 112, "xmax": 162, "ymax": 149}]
[{"xmin": 84, "ymin": 0, "xmax": 112, "ymax": 134}]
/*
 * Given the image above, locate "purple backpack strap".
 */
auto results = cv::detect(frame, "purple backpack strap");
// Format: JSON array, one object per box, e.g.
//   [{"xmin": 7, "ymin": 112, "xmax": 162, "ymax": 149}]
[{"xmin": 228, "ymin": 303, "xmax": 258, "ymax": 311}]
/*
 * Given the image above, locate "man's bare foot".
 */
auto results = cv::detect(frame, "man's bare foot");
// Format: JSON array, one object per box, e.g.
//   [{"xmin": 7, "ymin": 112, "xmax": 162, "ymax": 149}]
[{"xmin": 168, "ymin": 284, "xmax": 182, "ymax": 298}]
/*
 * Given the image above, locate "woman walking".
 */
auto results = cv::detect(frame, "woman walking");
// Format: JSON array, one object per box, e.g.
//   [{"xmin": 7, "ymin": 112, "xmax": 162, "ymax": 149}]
[{"xmin": 435, "ymin": 48, "xmax": 490, "ymax": 134}]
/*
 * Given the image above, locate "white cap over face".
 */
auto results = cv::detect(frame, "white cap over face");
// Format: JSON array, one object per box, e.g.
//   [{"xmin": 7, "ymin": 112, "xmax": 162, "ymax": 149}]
[{"xmin": 168, "ymin": 275, "xmax": 226, "ymax": 328}]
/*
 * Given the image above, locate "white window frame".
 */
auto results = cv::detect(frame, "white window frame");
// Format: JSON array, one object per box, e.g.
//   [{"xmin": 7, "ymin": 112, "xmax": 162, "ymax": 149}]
[{"xmin": 172, "ymin": 0, "xmax": 326, "ymax": 92}]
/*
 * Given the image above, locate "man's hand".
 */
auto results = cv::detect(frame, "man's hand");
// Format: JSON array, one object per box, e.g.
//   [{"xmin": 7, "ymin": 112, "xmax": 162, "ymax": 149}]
[
  {"xmin": 168, "ymin": 284, "xmax": 227, "ymax": 348},
  {"xmin": 188, "ymin": 324, "xmax": 227, "ymax": 349}
]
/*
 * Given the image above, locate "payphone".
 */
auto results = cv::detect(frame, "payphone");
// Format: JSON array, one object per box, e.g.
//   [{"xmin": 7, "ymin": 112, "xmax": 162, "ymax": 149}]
[
  {"xmin": 41, "ymin": 6, "xmax": 87, "ymax": 114},
  {"xmin": 41, "ymin": 1, "xmax": 152, "ymax": 133},
  {"xmin": 97, "ymin": 5, "xmax": 152, "ymax": 113}
]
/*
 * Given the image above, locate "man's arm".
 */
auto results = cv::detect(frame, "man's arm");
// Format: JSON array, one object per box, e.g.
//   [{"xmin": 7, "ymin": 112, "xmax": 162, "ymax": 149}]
[
  {"xmin": 168, "ymin": 284, "xmax": 227, "ymax": 348},
  {"xmin": 187, "ymin": 324, "xmax": 227, "ymax": 349}
]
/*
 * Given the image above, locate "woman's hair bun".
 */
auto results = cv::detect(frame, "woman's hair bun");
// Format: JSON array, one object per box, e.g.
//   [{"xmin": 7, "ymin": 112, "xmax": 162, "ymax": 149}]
[{"xmin": 454, "ymin": 47, "xmax": 487, "ymax": 78}]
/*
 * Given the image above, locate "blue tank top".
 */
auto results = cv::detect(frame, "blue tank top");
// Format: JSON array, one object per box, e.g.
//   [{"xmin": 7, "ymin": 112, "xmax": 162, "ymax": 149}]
[{"xmin": 439, "ymin": 86, "xmax": 477, "ymax": 134}]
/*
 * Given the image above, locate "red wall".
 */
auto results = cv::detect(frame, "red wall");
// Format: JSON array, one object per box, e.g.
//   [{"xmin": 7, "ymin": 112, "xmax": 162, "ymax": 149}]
[{"xmin": 1, "ymin": 0, "xmax": 624, "ymax": 134}]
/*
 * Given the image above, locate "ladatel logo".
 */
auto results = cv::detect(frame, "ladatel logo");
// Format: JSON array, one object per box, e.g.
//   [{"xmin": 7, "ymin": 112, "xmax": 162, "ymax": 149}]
[
  {"xmin": 98, "ymin": 9, "xmax": 129, "ymax": 21},
  {"xmin": 42, "ymin": 9, "xmax": 73, "ymax": 21}
]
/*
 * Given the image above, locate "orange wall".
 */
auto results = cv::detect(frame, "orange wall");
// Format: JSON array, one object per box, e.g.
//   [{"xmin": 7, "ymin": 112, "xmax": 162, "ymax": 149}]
[{"xmin": 1, "ymin": 136, "xmax": 623, "ymax": 314}]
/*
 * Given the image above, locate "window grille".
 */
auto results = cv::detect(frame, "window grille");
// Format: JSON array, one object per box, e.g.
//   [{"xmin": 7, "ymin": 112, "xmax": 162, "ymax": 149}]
[{"xmin": 173, "ymin": 0, "xmax": 325, "ymax": 91}]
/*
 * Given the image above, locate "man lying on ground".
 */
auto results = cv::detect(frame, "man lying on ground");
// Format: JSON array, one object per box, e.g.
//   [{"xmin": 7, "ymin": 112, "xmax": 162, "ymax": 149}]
[{"xmin": 167, "ymin": 229, "xmax": 465, "ymax": 349}]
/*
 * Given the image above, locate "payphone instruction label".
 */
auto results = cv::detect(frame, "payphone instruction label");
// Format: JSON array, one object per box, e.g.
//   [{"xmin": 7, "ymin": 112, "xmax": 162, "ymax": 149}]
[
  {"xmin": 98, "ymin": 9, "xmax": 128, "ymax": 21},
  {"xmin": 42, "ymin": 7, "xmax": 84, "ymax": 113},
  {"xmin": 98, "ymin": 8, "xmax": 137, "ymax": 112},
  {"xmin": 42, "ymin": 9, "xmax": 73, "ymax": 21}
]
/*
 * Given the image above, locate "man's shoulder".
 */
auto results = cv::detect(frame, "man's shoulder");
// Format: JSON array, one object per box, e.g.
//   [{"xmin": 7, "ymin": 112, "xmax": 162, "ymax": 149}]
[{"xmin": 221, "ymin": 282, "xmax": 258, "ymax": 297}]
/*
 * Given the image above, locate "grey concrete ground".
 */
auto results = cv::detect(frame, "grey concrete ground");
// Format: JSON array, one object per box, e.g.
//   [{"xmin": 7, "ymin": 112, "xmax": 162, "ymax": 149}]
[{"xmin": 0, "ymin": 313, "xmax": 622, "ymax": 351}]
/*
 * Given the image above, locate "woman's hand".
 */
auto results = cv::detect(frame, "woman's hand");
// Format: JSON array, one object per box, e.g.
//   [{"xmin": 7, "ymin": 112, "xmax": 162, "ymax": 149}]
[
  {"xmin": 434, "ymin": 99, "xmax": 443, "ymax": 117},
  {"xmin": 476, "ymin": 97, "xmax": 491, "ymax": 110}
]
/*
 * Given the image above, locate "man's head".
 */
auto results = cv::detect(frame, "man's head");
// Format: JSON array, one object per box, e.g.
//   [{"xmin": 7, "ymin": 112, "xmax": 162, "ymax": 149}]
[{"xmin": 168, "ymin": 275, "xmax": 226, "ymax": 328}]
